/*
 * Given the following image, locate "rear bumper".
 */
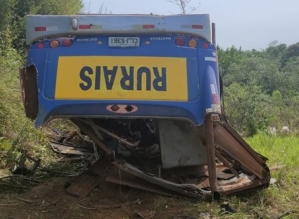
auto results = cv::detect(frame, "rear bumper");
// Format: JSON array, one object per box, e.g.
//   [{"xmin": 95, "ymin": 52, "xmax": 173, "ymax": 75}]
[{"xmin": 35, "ymin": 100, "xmax": 203, "ymax": 127}]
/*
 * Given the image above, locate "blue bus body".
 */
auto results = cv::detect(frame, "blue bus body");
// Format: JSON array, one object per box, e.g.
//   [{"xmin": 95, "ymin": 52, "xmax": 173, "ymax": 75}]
[{"xmin": 25, "ymin": 34, "xmax": 221, "ymax": 127}]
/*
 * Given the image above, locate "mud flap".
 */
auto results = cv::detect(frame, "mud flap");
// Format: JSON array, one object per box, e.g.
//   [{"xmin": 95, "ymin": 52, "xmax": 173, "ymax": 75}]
[{"xmin": 19, "ymin": 66, "xmax": 38, "ymax": 120}]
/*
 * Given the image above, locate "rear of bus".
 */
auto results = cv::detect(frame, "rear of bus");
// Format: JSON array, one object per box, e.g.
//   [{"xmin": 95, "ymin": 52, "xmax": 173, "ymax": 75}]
[
  {"xmin": 21, "ymin": 14, "xmax": 271, "ymax": 199},
  {"xmin": 22, "ymin": 14, "xmax": 221, "ymax": 127}
]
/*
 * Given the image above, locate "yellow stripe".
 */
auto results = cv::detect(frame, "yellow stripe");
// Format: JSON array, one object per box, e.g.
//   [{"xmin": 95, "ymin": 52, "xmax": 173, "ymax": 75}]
[{"xmin": 55, "ymin": 56, "xmax": 188, "ymax": 101}]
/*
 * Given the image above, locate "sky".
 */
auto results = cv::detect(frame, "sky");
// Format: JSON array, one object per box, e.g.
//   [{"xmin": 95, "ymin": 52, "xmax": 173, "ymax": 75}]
[{"xmin": 82, "ymin": 0, "xmax": 299, "ymax": 50}]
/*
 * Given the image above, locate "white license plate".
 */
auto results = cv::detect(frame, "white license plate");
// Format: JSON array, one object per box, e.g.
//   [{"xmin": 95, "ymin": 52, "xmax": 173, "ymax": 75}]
[{"xmin": 108, "ymin": 37, "xmax": 140, "ymax": 47}]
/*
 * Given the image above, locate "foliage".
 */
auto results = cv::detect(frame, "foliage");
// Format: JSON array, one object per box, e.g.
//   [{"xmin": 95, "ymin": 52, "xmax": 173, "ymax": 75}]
[
  {"xmin": 168, "ymin": 0, "xmax": 200, "ymax": 14},
  {"xmin": 1, "ymin": 0, "xmax": 83, "ymax": 50},
  {"xmin": 218, "ymin": 41, "xmax": 299, "ymax": 136},
  {"xmin": 0, "ymin": 0, "xmax": 83, "ymax": 168}
]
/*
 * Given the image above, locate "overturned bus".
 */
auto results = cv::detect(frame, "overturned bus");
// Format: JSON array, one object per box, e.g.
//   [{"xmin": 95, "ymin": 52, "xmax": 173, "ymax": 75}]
[{"xmin": 20, "ymin": 13, "xmax": 270, "ymax": 200}]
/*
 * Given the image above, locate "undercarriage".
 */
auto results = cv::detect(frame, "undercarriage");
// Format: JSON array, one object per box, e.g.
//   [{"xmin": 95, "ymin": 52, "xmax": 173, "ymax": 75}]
[{"xmin": 69, "ymin": 114, "xmax": 270, "ymax": 200}]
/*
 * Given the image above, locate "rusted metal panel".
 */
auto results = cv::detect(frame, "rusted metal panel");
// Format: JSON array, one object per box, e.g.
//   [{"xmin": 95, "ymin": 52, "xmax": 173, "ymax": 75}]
[
  {"xmin": 106, "ymin": 169, "xmax": 174, "ymax": 197},
  {"xmin": 213, "ymin": 122, "xmax": 268, "ymax": 179},
  {"xmin": 19, "ymin": 66, "xmax": 38, "ymax": 120},
  {"xmin": 66, "ymin": 158, "xmax": 108, "ymax": 198},
  {"xmin": 66, "ymin": 173, "xmax": 102, "ymax": 198},
  {"xmin": 50, "ymin": 142, "xmax": 94, "ymax": 156},
  {"xmin": 205, "ymin": 114, "xmax": 218, "ymax": 193},
  {"xmin": 73, "ymin": 118, "xmax": 210, "ymax": 200},
  {"xmin": 67, "ymin": 117, "xmax": 270, "ymax": 200}
]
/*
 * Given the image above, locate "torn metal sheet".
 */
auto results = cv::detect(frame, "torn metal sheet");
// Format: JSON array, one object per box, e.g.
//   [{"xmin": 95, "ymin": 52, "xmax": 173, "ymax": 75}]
[
  {"xmin": 66, "ymin": 173, "xmax": 102, "ymax": 198},
  {"xmin": 66, "ymin": 158, "xmax": 108, "ymax": 198},
  {"xmin": 19, "ymin": 66, "xmax": 38, "ymax": 120},
  {"xmin": 67, "ymin": 116, "xmax": 270, "ymax": 200},
  {"xmin": 106, "ymin": 169, "xmax": 174, "ymax": 197},
  {"xmin": 50, "ymin": 142, "xmax": 94, "ymax": 156}
]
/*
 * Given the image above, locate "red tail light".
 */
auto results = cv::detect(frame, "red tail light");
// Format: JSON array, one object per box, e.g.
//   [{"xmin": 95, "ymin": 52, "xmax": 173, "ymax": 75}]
[
  {"xmin": 111, "ymin": 104, "xmax": 120, "ymax": 112},
  {"xmin": 62, "ymin": 39, "xmax": 73, "ymax": 47},
  {"xmin": 175, "ymin": 37, "xmax": 185, "ymax": 46},
  {"xmin": 202, "ymin": 42, "xmax": 209, "ymax": 49},
  {"xmin": 37, "ymin": 43, "xmax": 45, "ymax": 49}
]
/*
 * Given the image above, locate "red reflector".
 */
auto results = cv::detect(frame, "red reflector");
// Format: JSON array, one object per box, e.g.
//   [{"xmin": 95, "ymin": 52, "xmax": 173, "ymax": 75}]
[
  {"xmin": 143, "ymin": 24, "xmax": 155, "ymax": 29},
  {"xmin": 111, "ymin": 105, "xmax": 120, "ymax": 112},
  {"xmin": 192, "ymin": 25, "xmax": 203, "ymax": 29},
  {"xmin": 175, "ymin": 37, "xmax": 185, "ymax": 46},
  {"xmin": 79, "ymin": 25, "xmax": 91, "ymax": 29},
  {"xmin": 202, "ymin": 42, "xmax": 209, "ymax": 49},
  {"xmin": 35, "ymin": 27, "xmax": 46, "ymax": 31},
  {"xmin": 37, "ymin": 43, "xmax": 45, "ymax": 49},
  {"xmin": 62, "ymin": 39, "xmax": 72, "ymax": 47},
  {"xmin": 212, "ymin": 94, "xmax": 218, "ymax": 104}
]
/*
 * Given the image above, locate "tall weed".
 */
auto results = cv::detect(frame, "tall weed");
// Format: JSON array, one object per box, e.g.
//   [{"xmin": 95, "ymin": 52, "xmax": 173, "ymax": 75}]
[{"xmin": 0, "ymin": 29, "xmax": 49, "ymax": 168}]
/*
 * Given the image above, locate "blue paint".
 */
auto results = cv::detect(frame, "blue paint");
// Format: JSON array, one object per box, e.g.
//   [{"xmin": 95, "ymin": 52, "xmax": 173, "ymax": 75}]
[{"xmin": 26, "ymin": 34, "xmax": 220, "ymax": 127}]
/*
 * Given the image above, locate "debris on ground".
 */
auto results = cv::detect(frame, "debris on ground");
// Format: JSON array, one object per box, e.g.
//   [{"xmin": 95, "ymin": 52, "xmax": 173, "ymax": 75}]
[
  {"xmin": 135, "ymin": 209, "xmax": 156, "ymax": 219},
  {"xmin": 66, "ymin": 158, "xmax": 108, "ymax": 198},
  {"xmin": 219, "ymin": 202, "xmax": 236, "ymax": 215},
  {"xmin": 11, "ymin": 150, "xmax": 40, "ymax": 176},
  {"xmin": 50, "ymin": 142, "xmax": 94, "ymax": 156}
]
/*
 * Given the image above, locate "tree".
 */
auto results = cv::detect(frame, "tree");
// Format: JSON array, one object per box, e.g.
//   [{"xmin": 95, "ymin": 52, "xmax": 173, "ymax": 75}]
[
  {"xmin": 265, "ymin": 41, "xmax": 287, "ymax": 64},
  {"xmin": 280, "ymin": 42, "xmax": 299, "ymax": 68},
  {"xmin": 217, "ymin": 46, "xmax": 245, "ymax": 77},
  {"xmin": 0, "ymin": 0, "xmax": 14, "ymax": 32},
  {"xmin": 224, "ymin": 82, "xmax": 269, "ymax": 136},
  {"xmin": 168, "ymin": 0, "xmax": 200, "ymax": 14}
]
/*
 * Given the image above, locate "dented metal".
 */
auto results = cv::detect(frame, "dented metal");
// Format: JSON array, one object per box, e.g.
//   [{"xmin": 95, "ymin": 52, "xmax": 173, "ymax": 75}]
[
  {"xmin": 19, "ymin": 66, "xmax": 38, "ymax": 120},
  {"xmin": 67, "ymin": 116, "xmax": 270, "ymax": 199},
  {"xmin": 21, "ymin": 13, "xmax": 270, "ymax": 199}
]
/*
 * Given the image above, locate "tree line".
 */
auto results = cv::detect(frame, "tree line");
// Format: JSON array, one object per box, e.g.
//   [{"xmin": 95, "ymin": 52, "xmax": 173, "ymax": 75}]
[
  {"xmin": 0, "ymin": 0, "xmax": 83, "ymax": 53},
  {"xmin": 218, "ymin": 42, "xmax": 299, "ymax": 136},
  {"xmin": 0, "ymin": 0, "xmax": 297, "ymax": 137}
]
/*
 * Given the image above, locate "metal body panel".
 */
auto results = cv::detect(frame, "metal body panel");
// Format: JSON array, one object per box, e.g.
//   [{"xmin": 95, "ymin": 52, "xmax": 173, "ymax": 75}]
[
  {"xmin": 25, "ymin": 33, "xmax": 220, "ymax": 127},
  {"xmin": 26, "ymin": 14, "xmax": 211, "ymax": 44},
  {"xmin": 158, "ymin": 120, "xmax": 207, "ymax": 168}
]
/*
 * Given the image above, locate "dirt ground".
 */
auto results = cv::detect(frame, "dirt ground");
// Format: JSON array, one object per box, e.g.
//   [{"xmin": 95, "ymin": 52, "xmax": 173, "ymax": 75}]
[
  {"xmin": 0, "ymin": 154, "xmax": 215, "ymax": 219},
  {"xmin": 0, "ymin": 176, "xmax": 208, "ymax": 219},
  {"xmin": 0, "ymin": 128, "xmax": 216, "ymax": 219}
]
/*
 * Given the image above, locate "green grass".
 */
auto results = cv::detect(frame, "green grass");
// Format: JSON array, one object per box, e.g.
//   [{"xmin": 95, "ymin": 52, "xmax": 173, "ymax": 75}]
[
  {"xmin": 0, "ymin": 48, "xmax": 52, "ymax": 169},
  {"xmin": 213, "ymin": 134, "xmax": 299, "ymax": 218},
  {"xmin": 150, "ymin": 134, "xmax": 299, "ymax": 218}
]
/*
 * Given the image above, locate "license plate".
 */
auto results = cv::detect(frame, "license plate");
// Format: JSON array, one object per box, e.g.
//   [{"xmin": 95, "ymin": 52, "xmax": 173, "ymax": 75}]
[{"xmin": 108, "ymin": 37, "xmax": 140, "ymax": 47}]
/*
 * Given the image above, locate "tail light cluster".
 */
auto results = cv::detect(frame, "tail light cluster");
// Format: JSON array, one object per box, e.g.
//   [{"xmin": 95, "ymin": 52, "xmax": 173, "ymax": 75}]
[
  {"xmin": 175, "ymin": 37, "xmax": 209, "ymax": 49},
  {"xmin": 37, "ymin": 38, "xmax": 73, "ymax": 49}
]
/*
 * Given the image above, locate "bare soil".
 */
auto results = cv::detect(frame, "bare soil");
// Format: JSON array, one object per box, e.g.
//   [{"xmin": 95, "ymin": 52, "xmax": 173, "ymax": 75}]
[
  {"xmin": 0, "ymin": 153, "xmax": 213, "ymax": 219},
  {"xmin": 0, "ymin": 126, "xmax": 215, "ymax": 219},
  {"xmin": 0, "ymin": 176, "xmax": 200, "ymax": 219}
]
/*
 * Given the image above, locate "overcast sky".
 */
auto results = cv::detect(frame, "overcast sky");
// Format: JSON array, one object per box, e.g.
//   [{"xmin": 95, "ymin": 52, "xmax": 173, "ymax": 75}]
[{"xmin": 82, "ymin": 0, "xmax": 299, "ymax": 50}]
